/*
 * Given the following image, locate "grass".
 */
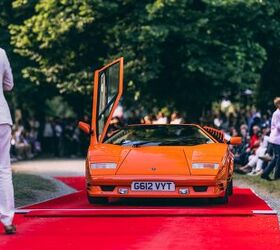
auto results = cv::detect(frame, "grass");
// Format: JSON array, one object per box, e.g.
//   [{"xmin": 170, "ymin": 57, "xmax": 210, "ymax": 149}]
[
  {"xmin": 13, "ymin": 173, "xmax": 57, "ymax": 207},
  {"xmin": 235, "ymin": 173, "xmax": 280, "ymax": 197}
]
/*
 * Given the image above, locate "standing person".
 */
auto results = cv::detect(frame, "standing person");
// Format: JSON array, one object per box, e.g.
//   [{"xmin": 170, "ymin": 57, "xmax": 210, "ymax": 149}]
[
  {"xmin": 0, "ymin": 48, "xmax": 16, "ymax": 234},
  {"xmin": 261, "ymin": 97, "xmax": 280, "ymax": 181},
  {"xmin": 53, "ymin": 118, "xmax": 63, "ymax": 157},
  {"xmin": 42, "ymin": 117, "xmax": 54, "ymax": 155}
]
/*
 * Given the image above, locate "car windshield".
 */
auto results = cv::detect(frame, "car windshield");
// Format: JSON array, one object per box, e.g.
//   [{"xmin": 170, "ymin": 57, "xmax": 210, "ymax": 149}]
[{"xmin": 104, "ymin": 125, "xmax": 214, "ymax": 146}]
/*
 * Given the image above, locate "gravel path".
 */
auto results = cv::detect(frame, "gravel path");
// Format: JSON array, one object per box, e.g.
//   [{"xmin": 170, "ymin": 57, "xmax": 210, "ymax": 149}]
[{"xmin": 12, "ymin": 158, "xmax": 85, "ymax": 176}]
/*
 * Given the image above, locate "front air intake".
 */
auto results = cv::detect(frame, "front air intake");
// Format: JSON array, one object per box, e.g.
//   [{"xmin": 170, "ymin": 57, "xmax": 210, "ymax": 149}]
[
  {"xmin": 100, "ymin": 186, "xmax": 115, "ymax": 191},
  {"xmin": 193, "ymin": 186, "xmax": 208, "ymax": 192}
]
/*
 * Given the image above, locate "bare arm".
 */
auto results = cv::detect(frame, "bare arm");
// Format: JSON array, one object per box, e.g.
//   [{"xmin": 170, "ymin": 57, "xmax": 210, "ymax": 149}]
[{"xmin": 2, "ymin": 50, "xmax": 14, "ymax": 91}]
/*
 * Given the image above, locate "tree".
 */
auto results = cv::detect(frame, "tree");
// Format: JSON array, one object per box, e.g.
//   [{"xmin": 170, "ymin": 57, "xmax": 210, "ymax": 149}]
[
  {"xmin": 1, "ymin": 0, "xmax": 59, "ymax": 120},
  {"xmin": 8, "ymin": 0, "xmax": 280, "ymax": 118},
  {"xmin": 252, "ymin": 1, "xmax": 280, "ymax": 110}
]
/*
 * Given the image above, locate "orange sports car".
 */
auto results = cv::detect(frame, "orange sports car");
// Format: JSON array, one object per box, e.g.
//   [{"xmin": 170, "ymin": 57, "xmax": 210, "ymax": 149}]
[{"xmin": 79, "ymin": 57, "xmax": 241, "ymax": 204}]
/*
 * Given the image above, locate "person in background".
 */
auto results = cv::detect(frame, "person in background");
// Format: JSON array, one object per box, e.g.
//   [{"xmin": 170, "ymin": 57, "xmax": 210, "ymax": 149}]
[
  {"xmin": 0, "ymin": 48, "xmax": 16, "ymax": 234},
  {"xmin": 213, "ymin": 111, "xmax": 223, "ymax": 129},
  {"xmin": 170, "ymin": 111, "xmax": 184, "ymax": 124},
  {"xmin": 141, "ymin": 115, "xmax": 153, "ymax": 125},
  {"xmin": 42, "ymin": 117, "xmax": 54, "ymax": 155},
  {"xmin": 107, "ymin": 116, "xmax": 123, "ymax": 138},
  {"xmin": 64, "ymin": 119, "xmax": 76, "ymax": 157},
  {"xmin": 237, "ymin": 125, "xmax": 270, "ymax": 175},
  {"xmin": 54, "ymin": 118, "xmax": 63, "ymax": 157},
  {"xmin": 261, "ymin": 97, "xmax": 280, "ymax": 181},
  {"xmin": 154, "ymin": 111, "xmax": 168, "ymax": 124},
  {"xmin": 249, "ymin": 125, "xmax": 261, "ymax": 151},
  {"xmin": 234, "ymin": 124, "xmax": 250, "ymax": 167}
]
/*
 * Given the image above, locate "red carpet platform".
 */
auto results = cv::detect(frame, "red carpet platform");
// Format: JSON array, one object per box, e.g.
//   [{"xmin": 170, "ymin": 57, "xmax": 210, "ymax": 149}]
[{"xmin": 1, "ymin": 177, "xmax": 279, "ymax": 250}]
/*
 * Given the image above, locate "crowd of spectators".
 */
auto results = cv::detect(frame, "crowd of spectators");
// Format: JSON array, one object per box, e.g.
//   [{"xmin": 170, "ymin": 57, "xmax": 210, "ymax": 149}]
[
  {"xmin": 10, "ymin": 110, "xmax": 184, "ymax": 161},
  {"xmin": 205, "ymin": 108, "xmax": 273, "ymax": 178},
  {"xmin": 197, "ymin": 99, "xmax": 278, "ymax": 181},
  {"xmin": 139, "ymin": 111, "xmax": 184, "ymax": 125},
  {"xmin": 10, "ymin": 115, "xmax": 90, "ymax": 162},
  {"xmin": 11, "ymin": 100, "xmax": 279, "ymax": 182}
]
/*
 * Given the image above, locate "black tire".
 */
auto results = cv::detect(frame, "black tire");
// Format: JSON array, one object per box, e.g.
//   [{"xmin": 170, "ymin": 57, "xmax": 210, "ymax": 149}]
[
  {"xmin": 227, "ymin": 179, "xmax": 233, "ymax": 196},
  {"xmin": 87, "ymin": 195, "xmax": 108, "ymax": 204},
  {"xmin": 212, "ymin": 190, "xmax": 229, "ymax": 204}
]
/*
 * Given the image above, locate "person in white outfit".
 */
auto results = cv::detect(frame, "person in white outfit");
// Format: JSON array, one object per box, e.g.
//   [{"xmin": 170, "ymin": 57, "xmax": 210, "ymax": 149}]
[
  {"xmin": 238, "ymin": 126, "xmax": 270, "ymax": 175},
  {"xmin": 153, "ymin": 111, "xmax": 168, "ymax": 124},
  {"xmin": 0, "ymin": 48, "xmax": 16, "ymax": 234},
  {"xmin": 170, "ymin": 111, "xmax": 184, "ymax": 124}
]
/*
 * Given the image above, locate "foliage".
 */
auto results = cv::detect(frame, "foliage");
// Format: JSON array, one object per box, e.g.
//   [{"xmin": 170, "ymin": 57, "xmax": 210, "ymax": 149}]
[
  {"xmin": 3, "ymin": 0, "xmax": 280, "ymax": 118},
  {"xmin": 10, "ymin": 0, "xmax": 117, "ymax": 93},
  {"xmin": 45, "ymin": 96, "xmax": 75, "ymax": 118},
  {"xmin": 0, "ymin": 0, "xmax": 58, "ymax": 120}
]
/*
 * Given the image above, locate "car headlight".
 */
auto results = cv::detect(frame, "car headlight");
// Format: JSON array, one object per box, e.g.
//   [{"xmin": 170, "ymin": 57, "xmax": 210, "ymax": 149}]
[
  {"xmin": 192, "ymin": 163, "xmax": 219, "ymax": 169},
  {"xmin": 90, "ymin": 163, "xmax": 117, "ymax": 169}
]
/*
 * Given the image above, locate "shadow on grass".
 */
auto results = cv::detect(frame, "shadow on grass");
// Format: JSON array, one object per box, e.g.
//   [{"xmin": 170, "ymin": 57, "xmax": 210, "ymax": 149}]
[{"xmin": 13, "ymin": 173, "xmax": 57, "ymax": 207}]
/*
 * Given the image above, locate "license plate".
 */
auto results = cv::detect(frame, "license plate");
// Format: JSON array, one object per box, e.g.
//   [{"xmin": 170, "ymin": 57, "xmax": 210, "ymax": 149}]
[{"xmin": 131, "ymin": 181, "xmax": 175, "ymax": 192}]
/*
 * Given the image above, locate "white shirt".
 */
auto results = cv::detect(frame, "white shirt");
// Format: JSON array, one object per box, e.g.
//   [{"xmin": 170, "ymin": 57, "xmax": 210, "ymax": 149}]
[
  {"xmin": 154, "ymin": 117, "xmax": 168, "ymax": 124},
  {"xmin": 260, "ymin": 135, "xmax": 270, "ymax": 149},
  {"xmin": 170, "ymin": 118, "xmax": 183, "ymax": 124},
  {"xmin": 43, "ymin": 123, "xmax": 54, "ymax": 137},
  {"xmin": 55, "ymin": 124, "xmax": 63, "ymax": 137},
  {"xmin": 0, "ymin": 48, "xmax": 14, "ymax": 125},
  {"xmin": 269, "ymin": 109, "xmax": 280, "ymax": 145}
]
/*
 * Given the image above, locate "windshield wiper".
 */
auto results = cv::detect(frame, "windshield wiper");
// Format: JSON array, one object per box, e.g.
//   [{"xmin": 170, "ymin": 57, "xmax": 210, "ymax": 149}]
[
  {"xmin": 121, "ymin": 141, "xmax": 160, "ymax": 147},
  {"xmin": 132, "ymin": 141, "xmax": 152, "ymax": 147}
]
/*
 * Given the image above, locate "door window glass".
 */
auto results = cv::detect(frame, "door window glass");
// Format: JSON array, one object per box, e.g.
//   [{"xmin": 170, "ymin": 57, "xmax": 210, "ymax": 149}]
[{"xmin": 96, "ymin": 62, "xmax": 120, "ymax": 138}]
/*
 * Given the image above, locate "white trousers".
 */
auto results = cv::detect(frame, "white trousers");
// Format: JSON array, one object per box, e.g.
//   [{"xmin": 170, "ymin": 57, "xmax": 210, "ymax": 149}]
[
  {"xmin": 0, "ymin": 124, "xmax": 14, "ymax": 226},
  {"xmin": 248, "ymin": 147, "xmax": 267, "ymax": 172}
]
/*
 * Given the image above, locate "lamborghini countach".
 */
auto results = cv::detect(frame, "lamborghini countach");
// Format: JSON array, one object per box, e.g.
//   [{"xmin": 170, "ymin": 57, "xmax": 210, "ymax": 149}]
[{"xmin": 79, "ymin": 57, "xmax": 241, "ymax": 204}]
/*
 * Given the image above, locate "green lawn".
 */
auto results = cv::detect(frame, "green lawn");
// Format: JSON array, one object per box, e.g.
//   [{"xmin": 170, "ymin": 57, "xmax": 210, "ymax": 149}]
[
  {"xmin": 235, "ymin": 173, "xmax": 280, "ymax": 197},
  {"xmin": 13, "ymin": 173, "xmax": 57, "ymax": 207}
]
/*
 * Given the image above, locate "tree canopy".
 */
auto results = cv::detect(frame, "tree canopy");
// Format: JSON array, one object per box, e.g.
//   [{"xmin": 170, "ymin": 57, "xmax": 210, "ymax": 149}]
[{"xmin": 1, "ymin": 0, "xmax": 280, "ymax": 118}]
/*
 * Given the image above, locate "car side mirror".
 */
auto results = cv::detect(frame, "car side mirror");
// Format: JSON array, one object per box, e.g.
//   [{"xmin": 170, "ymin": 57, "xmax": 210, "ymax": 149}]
[
  {"xmin": 78, "ymin": 121, "xmax": 91, "ymax": 134},
  {"xmin": 229, "ymin": 137, "xmax": 242, "ymax": 145}
]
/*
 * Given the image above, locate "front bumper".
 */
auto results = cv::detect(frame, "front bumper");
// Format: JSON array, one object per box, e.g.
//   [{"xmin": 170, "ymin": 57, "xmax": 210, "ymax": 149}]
[{"xmin": 87, "ymin": 175, "xmax": 228, "ymax": 198}]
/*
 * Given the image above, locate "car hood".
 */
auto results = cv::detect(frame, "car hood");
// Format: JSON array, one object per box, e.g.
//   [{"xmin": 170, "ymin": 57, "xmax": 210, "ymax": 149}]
[
  {"xmin": 116, "ymin": 144, "xmax": 227, "ymax": 176},
  {"xmin": 88, "ymin": 143, "xmax": 228, "ymax": 176},
  {"xmin": 116, "ymin": 146, "xmax": 190, "ymax": 175}
]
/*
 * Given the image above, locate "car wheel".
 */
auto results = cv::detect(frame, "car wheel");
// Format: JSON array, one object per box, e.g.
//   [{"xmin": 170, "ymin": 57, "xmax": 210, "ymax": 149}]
[
  {"xmin": 212, "ymin": 190, "xmax": 229, "ymax": 204},
  {"xmin": 227, "ymin": 179, "xmax": 233, "ymax": 196},
  {"xmin": 87, "ymin": 195, "xmax": 108, "ymax": 204}
]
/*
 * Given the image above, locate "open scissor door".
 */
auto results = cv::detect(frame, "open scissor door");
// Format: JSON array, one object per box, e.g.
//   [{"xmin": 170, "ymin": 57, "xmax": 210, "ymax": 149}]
[{"xmin": 92, "ymin": 57, "xmax": 124, "ymax": 143}]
